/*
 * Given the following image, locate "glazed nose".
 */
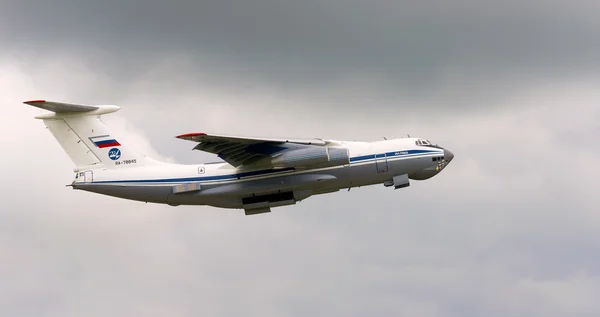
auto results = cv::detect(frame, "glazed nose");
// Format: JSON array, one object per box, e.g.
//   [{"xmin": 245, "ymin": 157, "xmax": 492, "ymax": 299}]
[{"xmin": 444, "ymin": 149, "xmax": 454, "ymax": 163}]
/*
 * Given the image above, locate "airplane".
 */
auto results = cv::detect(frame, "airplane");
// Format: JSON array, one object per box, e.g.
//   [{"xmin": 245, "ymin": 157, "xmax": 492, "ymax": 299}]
[{"xmin": 24, "ymin": 100, "xmax": 454, "ymax": 215}]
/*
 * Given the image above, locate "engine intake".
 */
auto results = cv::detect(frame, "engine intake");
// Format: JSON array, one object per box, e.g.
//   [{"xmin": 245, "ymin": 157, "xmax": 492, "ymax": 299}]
[{"xmin": 272, "ymin": 147, "xmax": 350, "ymax": 168}]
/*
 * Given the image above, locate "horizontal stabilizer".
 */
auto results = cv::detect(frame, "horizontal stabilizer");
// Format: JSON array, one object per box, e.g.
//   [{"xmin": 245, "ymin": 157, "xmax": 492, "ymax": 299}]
[{"xmin": 24, "ymin": 100, "xmax": 99, "ymax": 113}]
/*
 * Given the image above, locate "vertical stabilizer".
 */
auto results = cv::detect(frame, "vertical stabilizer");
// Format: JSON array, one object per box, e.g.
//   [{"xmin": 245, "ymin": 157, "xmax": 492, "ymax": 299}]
[{"xmin": 25, "ymin": 100, "xmax": 155, "ymax": 171}]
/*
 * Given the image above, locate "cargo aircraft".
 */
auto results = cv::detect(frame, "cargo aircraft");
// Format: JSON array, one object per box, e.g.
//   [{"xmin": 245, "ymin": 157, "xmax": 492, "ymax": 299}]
[{"xmin": 25, "ymin": 100, "xmax": 454, "ymax": 215}]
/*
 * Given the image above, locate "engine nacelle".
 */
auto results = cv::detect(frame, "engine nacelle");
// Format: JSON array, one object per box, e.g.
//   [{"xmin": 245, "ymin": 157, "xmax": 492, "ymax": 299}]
[{"xmin": 271, "ymin": 147, "xmax": 350, "ymax": 168}]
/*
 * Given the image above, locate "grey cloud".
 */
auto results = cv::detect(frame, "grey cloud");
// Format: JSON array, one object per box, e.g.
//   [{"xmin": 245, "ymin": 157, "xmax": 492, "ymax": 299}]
[
  {"xmin": 1, "ymin": 2, "xmax": 600, "ymax": 316},
  {"xmin": 2, "ymin": 0, "xmax": 600, "ymax": 99}
]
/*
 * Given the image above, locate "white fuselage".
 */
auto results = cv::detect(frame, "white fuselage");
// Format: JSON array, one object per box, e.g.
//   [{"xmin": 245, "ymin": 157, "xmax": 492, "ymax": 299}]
[{"xmin": 72, "ymin": 138, "xmax": 452, "ymax": 209}]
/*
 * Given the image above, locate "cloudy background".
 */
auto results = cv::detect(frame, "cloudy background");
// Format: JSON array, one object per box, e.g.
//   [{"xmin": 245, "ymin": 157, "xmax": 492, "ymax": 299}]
[{"xmin": 1, "ymin": 0, "xmax": 599, "ymax": 316}]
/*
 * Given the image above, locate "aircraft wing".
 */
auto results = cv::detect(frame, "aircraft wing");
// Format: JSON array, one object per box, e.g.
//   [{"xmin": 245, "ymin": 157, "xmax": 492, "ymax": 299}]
[{"xmin": 176, "ymin": 132, "xmax": 330, "ymax": 167}]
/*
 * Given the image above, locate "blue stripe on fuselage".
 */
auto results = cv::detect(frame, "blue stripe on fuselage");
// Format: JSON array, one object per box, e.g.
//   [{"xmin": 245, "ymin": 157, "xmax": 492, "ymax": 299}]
[
  {"xmin": 349, "ymin": 149, "xmax": 438, "ymax": 163},
  {"xmin": 91, "ymin": 167, "xmax": 296, "ymax": 184}
]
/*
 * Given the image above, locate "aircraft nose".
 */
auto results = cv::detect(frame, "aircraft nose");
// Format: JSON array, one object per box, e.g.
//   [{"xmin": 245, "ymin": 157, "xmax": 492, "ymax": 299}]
[{"xmin": 444, "ymin": 148, "xmax": 454, "ymax": 163}]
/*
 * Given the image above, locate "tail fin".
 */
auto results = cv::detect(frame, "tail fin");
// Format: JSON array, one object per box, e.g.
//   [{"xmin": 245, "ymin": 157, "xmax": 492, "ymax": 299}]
[{"xmin": 25, "ymin": 100, "xmax": 154, "ymax": 171}]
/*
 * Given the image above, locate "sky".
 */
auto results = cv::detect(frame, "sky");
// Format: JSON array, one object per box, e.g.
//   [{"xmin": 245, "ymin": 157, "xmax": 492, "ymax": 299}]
[{"xmin": 1, "ymin": 0, "xmax": 599, "ymax": 316}]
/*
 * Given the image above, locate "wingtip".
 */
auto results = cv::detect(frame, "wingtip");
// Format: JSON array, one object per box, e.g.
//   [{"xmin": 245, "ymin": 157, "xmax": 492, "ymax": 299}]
[
  {"xmin": 23, "ymin": 99, "xmax": 46, "ymax": 105},
  {"xmin": 176, "ymin": 132, "xmax": 207, "ymax": 139}
]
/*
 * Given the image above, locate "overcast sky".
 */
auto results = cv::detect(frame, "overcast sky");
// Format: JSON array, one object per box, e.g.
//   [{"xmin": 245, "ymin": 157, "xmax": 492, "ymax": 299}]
[{"xmin": 1, "ymin": 1, "xmax": 599, "ymax": 316}]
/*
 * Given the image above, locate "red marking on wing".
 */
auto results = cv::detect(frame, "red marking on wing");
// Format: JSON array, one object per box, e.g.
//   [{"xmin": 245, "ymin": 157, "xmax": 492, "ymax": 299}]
[
  {"xmin": 24, "ymin": 100, "xmax": 46, "ymax": 104},
  {"xmin": 176, "ymin": 132, "xmax": 207, "ymax": 139}
]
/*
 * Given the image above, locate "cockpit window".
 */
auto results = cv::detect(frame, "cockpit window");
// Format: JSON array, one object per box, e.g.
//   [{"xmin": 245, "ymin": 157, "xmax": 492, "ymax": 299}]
[
  {"xmin": 416, "ymin": 139, "xmax": 431, "ymax": 145},
  {"xmin": 417, "ymin": 139, "xmax": 436, "ymax": 146}
]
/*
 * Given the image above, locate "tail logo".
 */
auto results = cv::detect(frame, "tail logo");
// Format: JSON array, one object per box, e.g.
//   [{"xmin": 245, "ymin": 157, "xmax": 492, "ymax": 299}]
[{"xmin": 108, "ymin": 148, "xmax": 121, "ymax": 160}]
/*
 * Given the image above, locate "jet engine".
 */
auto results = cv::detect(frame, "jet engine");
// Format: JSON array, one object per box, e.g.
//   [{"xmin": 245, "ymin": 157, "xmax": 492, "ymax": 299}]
[{"xmin": 271, "ymin": 147, "xmax": 350, "ymax": 168}]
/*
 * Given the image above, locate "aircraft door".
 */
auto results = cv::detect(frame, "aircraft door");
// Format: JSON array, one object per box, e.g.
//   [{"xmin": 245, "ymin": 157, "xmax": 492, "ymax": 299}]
[
  {"xmin": 375, "ymin": 153, "xmax": 388, "ymax": 173},
  {"xmin": 84, "ymin": 170, "xmax": 93, "ymax": 183}
]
